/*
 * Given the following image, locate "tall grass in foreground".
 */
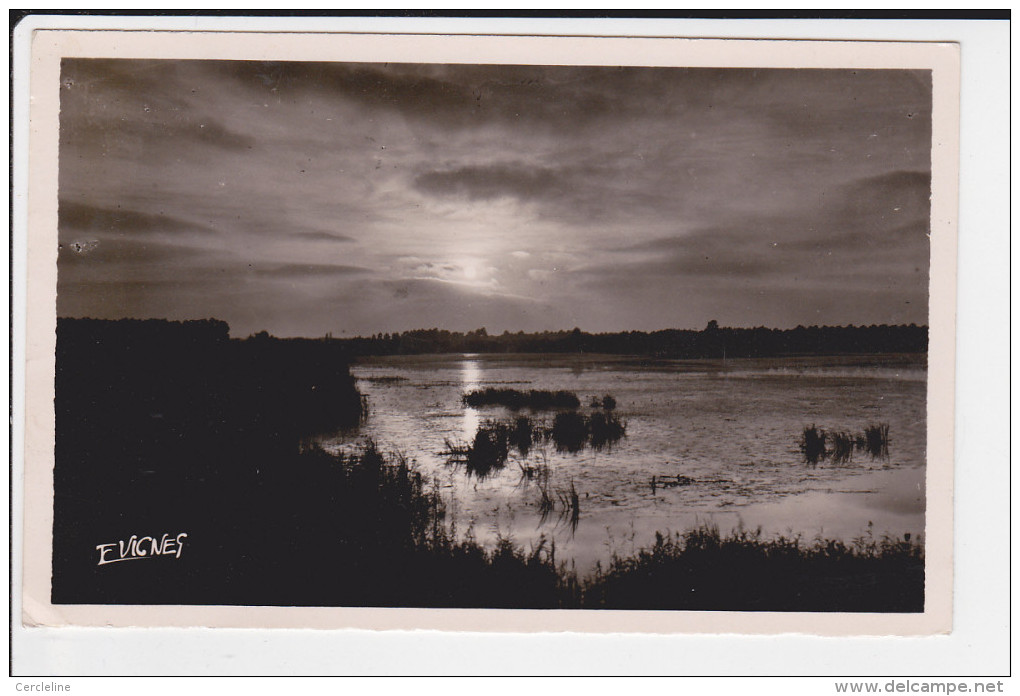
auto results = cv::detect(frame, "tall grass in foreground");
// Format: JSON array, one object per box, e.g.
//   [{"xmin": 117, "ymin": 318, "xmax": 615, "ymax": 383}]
[
  {"xmin": 582, "ymin": 524, "xmax": 923, "ymax": 612},
  {"xmin": 300, "ymin": 446, "xmax": 922, "ymax": 611},
  {"xmin": 57, "ymin": 427, "xmax": 924, "ymax": 610},
  {"xmin": 300, "ymin": 442, "xmax": 575, "ymax": 608}
]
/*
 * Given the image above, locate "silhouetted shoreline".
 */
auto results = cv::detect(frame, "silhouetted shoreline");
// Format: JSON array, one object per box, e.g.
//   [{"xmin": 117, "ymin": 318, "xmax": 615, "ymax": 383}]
[
  {"xmin": 316, "ymin": 322, "xmax": 928, "ymax": 359},
  {"xmin": 52, "ymin": 318, "xmax": 924, "ymax": 610}
]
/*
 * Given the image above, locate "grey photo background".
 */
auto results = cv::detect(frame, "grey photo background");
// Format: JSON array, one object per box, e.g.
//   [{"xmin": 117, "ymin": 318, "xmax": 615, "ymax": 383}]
[{"xmin": 57, "ymin": 61, "xmax": 931, "ymax": 336}]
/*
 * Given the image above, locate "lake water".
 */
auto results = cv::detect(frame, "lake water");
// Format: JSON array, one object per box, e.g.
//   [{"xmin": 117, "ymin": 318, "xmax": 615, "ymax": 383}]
[{"xmin": 320, "ymin": 353, "xmax": 927, "ymax": 572}]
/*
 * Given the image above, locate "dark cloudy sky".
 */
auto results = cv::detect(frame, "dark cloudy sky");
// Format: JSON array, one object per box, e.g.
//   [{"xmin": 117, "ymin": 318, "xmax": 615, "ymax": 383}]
[{"xmin": 57, "ymin": 60, "xmax": 931, "ymax": 337}]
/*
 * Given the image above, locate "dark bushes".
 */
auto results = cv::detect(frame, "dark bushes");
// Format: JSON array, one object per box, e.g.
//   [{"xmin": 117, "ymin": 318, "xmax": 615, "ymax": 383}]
[{"xmin": 52, "ymin": 318, "xmax": 367, "ymax": 605}]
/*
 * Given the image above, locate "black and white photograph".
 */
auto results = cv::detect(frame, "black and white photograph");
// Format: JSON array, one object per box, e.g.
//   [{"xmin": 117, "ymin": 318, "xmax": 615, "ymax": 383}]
[{"xmin": 18, "ymin": 29, "xmax": 962, "ymax": 634}]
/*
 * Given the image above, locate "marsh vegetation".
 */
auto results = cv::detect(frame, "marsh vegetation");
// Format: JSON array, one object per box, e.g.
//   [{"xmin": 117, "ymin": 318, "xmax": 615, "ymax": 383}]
[
  {"xmin": 441, "ymin": 403, "xmax": 627, "ymax": 479},
  {"xmin": 342, "ymin": 351, "xmax": 925, "ymax": 578},
  {"xmin": 462, "ymin": 387, "xmax": 581, "ymax": 410},
  {"xmin": 53, "ymin": 319, "xmax": 926, "ymax": 611},
  {"xmin": 800, "ymin": 423, "xmax": 892, "ymax": 464}
]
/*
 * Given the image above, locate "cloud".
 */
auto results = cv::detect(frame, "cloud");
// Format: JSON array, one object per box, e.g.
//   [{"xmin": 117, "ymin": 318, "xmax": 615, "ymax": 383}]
[
  {"xmin": 216, "ymin": 61, "xmax": 479, "ymax": 123},
  {"xmin": 414, "ymin": 164, "xmax": 563, "ymax": 202},
  {"xmin": 574, "ymin": 163, "xmax": 931, "ymax": 326},
  {"xmin": 58, "ymin": 236, "xmax": 212, "ymax": 267},
  {"xmin": 59, "ymin": 200, "xmax": 217, "ymax": 238},
  {"xmin": 838, "ymin": 170, "xmax": 931, "ymax": 222},
  {"xmin": 611, "ymin": 166, "xmax": 930, "ymax": 264},
  {"xmin": 290, "ymin": 230, "xmax": 355, "ymax": 243},
  {"xmin": 364, "ymin": 277, "xmax": 560, "ymax": 334},
  {"xmin": 55, "ymin": 59, "xmax": 934, "ymax": 335},
  {"xmin": 209, "ymin": 62, "xmax": 659, "ymax": 132},
  {"xmin": 60, "ymin": 101, "xmax": 256, "ymax": 158},
  {"xmin": 762, "ymin": 70, "xmax": 931, "ymax": 137},
  {"xmin": 60, "ymin": 61, "xmax": 256, "ymax": 157},
  {"xmin": 248, "ymin": 262, "xmax": 371, "ymax": 278}
]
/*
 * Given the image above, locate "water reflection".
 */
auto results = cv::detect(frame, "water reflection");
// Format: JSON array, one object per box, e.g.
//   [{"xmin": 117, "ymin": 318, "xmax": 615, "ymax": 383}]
[
  {"xmin": 460, "ymin": 356, "xmax": 481, "ymax": 440},
  {"xmin": 337, "ymin": 353, "xmax": 926, "ymax": 571}
]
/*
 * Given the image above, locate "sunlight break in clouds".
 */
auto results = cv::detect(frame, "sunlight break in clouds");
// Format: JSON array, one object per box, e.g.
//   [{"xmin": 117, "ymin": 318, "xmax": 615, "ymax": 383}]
[{"xmin": 58, "ymin": 60, "xmax": 931, "ymax": 336}]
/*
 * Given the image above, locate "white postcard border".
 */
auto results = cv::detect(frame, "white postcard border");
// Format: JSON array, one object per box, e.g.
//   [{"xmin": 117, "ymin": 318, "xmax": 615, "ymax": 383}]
[{"xmin": 17, "ymin": 24, "xmax": 960, "ymax": 638}]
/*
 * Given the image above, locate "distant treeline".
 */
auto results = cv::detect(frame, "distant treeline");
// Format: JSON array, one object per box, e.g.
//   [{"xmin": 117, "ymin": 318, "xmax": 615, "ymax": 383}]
[{"xmin": 331, "ymin": 321, "xmax": 928, "ymax": 358}]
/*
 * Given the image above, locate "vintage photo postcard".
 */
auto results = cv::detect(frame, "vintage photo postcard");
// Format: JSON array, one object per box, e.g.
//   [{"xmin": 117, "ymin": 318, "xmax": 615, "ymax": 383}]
[{"xmin": 16, "ymin": 27, "xmax": 959, "ymax": 634}]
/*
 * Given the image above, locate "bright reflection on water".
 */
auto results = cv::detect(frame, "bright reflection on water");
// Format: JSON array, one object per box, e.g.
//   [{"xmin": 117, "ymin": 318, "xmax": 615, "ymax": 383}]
[
  {"xmin": 460, "ymin": 357, "xmax": 481, "ymax": 440},
  {"xmin": 321, "ymin": 352, "xmax": 927, "ymax": 572}
]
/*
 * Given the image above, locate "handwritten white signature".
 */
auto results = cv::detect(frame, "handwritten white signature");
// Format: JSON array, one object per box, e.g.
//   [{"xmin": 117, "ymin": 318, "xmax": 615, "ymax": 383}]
[{"xmin": 96, "ymin": 533, "xmax": 188, "ymax": 566}]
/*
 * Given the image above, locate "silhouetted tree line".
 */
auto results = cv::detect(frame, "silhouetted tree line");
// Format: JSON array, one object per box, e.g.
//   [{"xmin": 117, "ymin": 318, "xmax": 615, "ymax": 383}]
[{"xmin": 332, "ymin": 322, "xmax": 928, "ymax": 358}]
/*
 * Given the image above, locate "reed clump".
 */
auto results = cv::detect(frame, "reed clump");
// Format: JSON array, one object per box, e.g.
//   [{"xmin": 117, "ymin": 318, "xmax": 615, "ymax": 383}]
[
  {"xmin": 536, "ymin": 476, "xmax": 582, "ymax": 533},
  {"xmin": 509, "ymin": 415, "xmax": 534, "ymax": 455},
  {"xmin": 443, "ymin": 408, "xmax": 628, "ymax": 476},
  {"xmin": 442, "ymin": 424, "xmax": 511, "ymax": 479},
  {"xmin": 545, "ymin": 410, "xmax": 627, "ymax": 453},
  {"xmin": 589, "ymin": 394, "xmax": 617, "ymax": 410},
  {"xmin": 587, "ymin": 410, "xmax": 627, "ymax": 450},
  {"xmin": 864, "ymin": 423, "xmax": 891, "ymax": 458},
  {"xmin": 799, "ymin": 423, "xmax": 891, "ymax": 464},
  {"xmin": 463, "ymin": 388, "xmax": 580, "ymax": 410},
  {"xmin": 828, "ymin": 431, "xmax": 855, "ymax": 464},
  {"xmin": 441, "ymin": 416, "xmax": 537, "ymax": 478},
  {"xmin": 800, "ymin": 425, "xmax": 827, "ymax": 464}
]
